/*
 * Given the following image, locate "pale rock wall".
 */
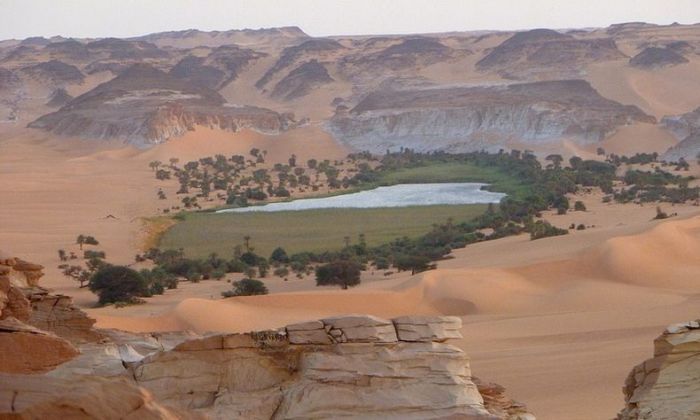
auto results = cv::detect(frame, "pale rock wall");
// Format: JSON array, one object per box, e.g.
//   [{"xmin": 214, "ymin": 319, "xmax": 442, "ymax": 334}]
[{"xmin": 617, "ymin": 320, "xmax": 700, "ymax": 419}]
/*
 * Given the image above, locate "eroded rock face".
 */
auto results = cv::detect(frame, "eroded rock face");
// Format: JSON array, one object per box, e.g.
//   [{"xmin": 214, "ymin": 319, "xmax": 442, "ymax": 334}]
[
  {"xmin": 629, "ymin": 47, "xmax": 689, "ymax": 69},
  {"xmin": 617, "ymin": 320, "xmax": 700, "ymax": 419},
  {"xmin": 329, "ymin": 80, "xmax": 653, "ymax": 153},
  {"xmin": 661, "ymin": 107, "xmax": 700, "ymax": 161},
  {"xmin": 28, "ymin": 64, "xmax": 296, "ymax": 147},
  {"xmin": 0, "ymin": 317, "xmax": 79, "ymax": 374},
  {"xmin": 129, "ymin": 315, "xmax": 534, "ymax": 419},
  {"xmin": 0, "ymin": 373, "xmax": 201, "ymax": 419}
]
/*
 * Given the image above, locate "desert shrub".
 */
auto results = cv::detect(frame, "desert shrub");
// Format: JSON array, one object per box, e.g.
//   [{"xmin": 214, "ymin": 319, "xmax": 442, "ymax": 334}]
[
  {"xmin": 222, "ymin": 278, "xmax": 269, "ymax": 297},
  {"xmin": 89, "ymin": 265, "xmax": 148, "ymax": 305},
  {"xmin": 529, "ymin": 221, "xmax": 568, "ymax": 240},
  {"xmin": 270, "ymin": 247, "xmax": 290, "ymax": 264},
  {"xmin": 273, "ymin": 267, "xmax": 290, "ymax": 278},
  {"xmin": 576, "ymin": 224, "xmax": 586, "ymax": 230},
  {"xmin": 574, "ymin": 201, "xmax": 586, "ymax": 211},
  {"xmin": 84, "ymin": 250, "xmax": 106, "ymax": 260},
  {"xmin": 315, "ymin": 260, "xmax": 362, "ymax": 289}
]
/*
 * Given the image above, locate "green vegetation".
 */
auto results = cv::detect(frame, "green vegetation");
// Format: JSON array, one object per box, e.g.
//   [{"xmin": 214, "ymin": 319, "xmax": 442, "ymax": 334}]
[
  {"xmin": 159, "ymin": 205, "xmax": 488, "ymax": 258},
  {"xmin": 89, "ymin": 265, "xmax": 148, "ymax": 305},
  {"xmin": 221, "ymin": 278, "xmax": 269, "ymax": 297},
  {"xmin": 316, "ymin": 260, "xmax": 363, "ymax": 289}
]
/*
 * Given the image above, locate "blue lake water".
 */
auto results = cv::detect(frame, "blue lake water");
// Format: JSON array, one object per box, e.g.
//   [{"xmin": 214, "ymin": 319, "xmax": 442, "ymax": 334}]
[{"xmin": 216, "ymin": 183, "xmax": 505, "ymax": 213}]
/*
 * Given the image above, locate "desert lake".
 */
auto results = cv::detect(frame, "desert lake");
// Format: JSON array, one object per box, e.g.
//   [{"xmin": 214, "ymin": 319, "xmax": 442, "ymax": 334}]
[{"xmin": 217, "ymin": 183, "xmax": 506, "ymax": 213}]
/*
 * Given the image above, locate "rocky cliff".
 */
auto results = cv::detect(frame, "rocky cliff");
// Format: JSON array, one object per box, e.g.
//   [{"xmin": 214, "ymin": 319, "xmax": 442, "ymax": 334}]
[
  {"xmin": 329, "ymin": 79, "xmax": 654, "ymax": 153},
  {"xmin": 476, "ymin": 29, "xmax": 626, "ymax": 79},
  {"xmin": 661, "ymin": 107, "xmax": 700, "ymax": 161},
  {"xmin": 1, "ymin": 309, "xmax": 534, "ymax": 419},
  {"xmin": 617, "ymin": 320, "xmax": 700, "ymax": 420},
  {"xmin": 28, "ymin": 64, "xmax": 295, "ymax": 147}
]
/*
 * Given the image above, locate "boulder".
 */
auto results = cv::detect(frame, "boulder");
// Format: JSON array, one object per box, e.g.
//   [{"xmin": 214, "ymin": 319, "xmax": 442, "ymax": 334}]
[
  {"xmin": 617, "ymin": 319, "xmax": 700, "ymax": 419},
  {"xmin": 0, "ymin": 317, "xmax": 79, "ymax": 374},
  {"xmin": 393, "ymin": 315, "xmax": 463, "ymax": 342},
  {"xmin": 0, "ymin": 374, "xmax": 201, "ymax": 419}
]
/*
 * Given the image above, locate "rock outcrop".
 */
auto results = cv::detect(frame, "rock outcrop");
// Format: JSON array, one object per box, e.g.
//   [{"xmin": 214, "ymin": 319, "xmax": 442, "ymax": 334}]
[
  {"xmin": 130, "ymin": 315, "xmax": 534, "ymax": 419},
  {"xmin": 629, "ymin": 47, "xmax": 689, "ymax": 69},
  {"xmin": 45, "ymin": 87, "xmax": 73, "ymax": 107},
  {"xmin": 661, "ymin": 107, "xmax": 700, "ymax": 161},
  {"xmin": 476, "ymin": 29, "xmax": 626, "ymax": 79},
  {"xmin": 0, "ymin": 374, "xmax": 201, "ymax": 419},
  {"xmin": 0, "ymin": 305, "xmax": 533, "ymax": 418},
  {"xmin": 170, "ymin": 45, "xmax": 266, "ymax": 90},
  {"xmin": 329, "ymin": 79, "xmax": 653, "ymax": 153},
  {"xmin": 0, "ymin": 317, "xmax": 79, "ymax": 374},
  {"xmin": 19, "ymin": 60, "xmax": 85, "ymax": 85},
  {"xmin": 28, "ymin": 64, "xmax": 295, "ymax": 147},
  {"xmin": 617, "ymin": 320, "xmax": 700, "ymax": 419},
  {"xmin": 271, "ymin": 59, "xmax": 333, "ymax": 100}
]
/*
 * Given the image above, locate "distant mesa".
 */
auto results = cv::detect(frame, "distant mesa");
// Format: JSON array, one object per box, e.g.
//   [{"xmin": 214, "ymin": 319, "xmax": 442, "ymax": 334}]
[
  {"xmin": 19, "ymin": 60, "xmax": 85, "ymax": 85},
  {"xmin": 476, "ymin": 28, "xmax": 625, "ymax": 79},
  {"xmin": 629, "ymin": 47, "xmax": 689, "ymax": 69},
  {"xmin": 256, "ymin": 38, "xmax": 344, "ymax": 89},
  {"xmin": 169, "ymin": 44, "xmax": 266, "ymax": 89},
  {"xmin": 662, "ymin": 106, "xmax": 700, "ymax": 161},
  {"xmin": 271, "ymin": 59, "xmax": 334, "ymax": 100},
  {"xmin": 28, "ymin": 63, "xmax": 295, "ymax": 147},
  {"xmin": 330, "ymin": 79, "xmax": 654, "ymax": 153}
]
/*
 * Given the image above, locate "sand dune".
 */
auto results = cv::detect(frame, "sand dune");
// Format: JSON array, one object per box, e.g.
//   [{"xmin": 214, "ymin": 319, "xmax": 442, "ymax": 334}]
[
  {"xmin": 90, "ymin": 213, "xmax": 700, "ymax": 419},
  {"xmin": 587, "ymin": 59, "xmax": 700, "ymax": 118}
]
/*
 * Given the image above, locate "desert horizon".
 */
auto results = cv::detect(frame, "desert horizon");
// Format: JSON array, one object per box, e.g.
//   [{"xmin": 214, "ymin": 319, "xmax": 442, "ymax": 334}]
[{"xmin": 1, "ymin": 2, "xmax": 700, "ymax": 419}]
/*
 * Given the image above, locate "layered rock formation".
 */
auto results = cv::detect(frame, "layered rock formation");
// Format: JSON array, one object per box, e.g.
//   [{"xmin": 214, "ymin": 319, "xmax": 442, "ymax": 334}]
[
  {"xmin": 329, "ymin": 79, "xmax": 654, "ymax": 153},
  {"xmin": 170, "ymin": 45, "xmax": 266, "ymax": 89},
  {"xmin": 0, "ymin": 374, "xmax": 200, "ymax": 419},
  {"xmin": 661, "ymin": 107, "xmax": 700, "ymax": 161},
  {"xmin": 617, "ymin": 320, "xmax": 700, "ymax": 420},
  {"xmin": 129, "ymin": 315, "xmax": 534, "ymax": 419},
  {"xmin": 0, "ymin": 255, "xmax": 99, "ymax": 374},
  {"xmin": 271, "ymin": 59, "xmax": 333, "ymax": 100},
  {"xmin": 28, "ymin": 64, "xmax": 295, "ymax": 147},
  {"xmin": 629, "ymin": 47, "xmax": 689, "ymax": 69},
  {"xmin": 476, "ymin": 29, "xmax": 626, "ymax": 79},
  {"xmin": 0, "ymin": 309, "xmax": 533, "ymax": 419},
  {"xmin": 19, "ymin": 60, "xmax": 85, "ymax": 85}
]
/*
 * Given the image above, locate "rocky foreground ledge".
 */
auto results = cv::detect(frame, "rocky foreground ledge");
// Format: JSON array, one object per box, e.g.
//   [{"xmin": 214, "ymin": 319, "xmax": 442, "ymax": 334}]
[
  {"xmin": 617, "ymin": 320, "xmax": 700, "ymax": 420},
  {"xmin": 1, "ymin": 255, "xmax": 536, "ymax": 418}
]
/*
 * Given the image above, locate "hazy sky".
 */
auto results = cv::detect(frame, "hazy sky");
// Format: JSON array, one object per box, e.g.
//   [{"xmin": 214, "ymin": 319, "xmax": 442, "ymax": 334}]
[{"xmin": 1, "ymin": 0, "xmax": 699, "ymax": 40}]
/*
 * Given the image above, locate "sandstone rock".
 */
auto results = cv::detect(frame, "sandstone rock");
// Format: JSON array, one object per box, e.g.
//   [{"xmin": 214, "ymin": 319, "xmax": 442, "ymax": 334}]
[
  {"xmin": 321, "ymin": 314, "xmax": 398, "ymax": 343},
  {"xmin": 0, "ymin": 317, "xmax": 78, "ymax": 374},
  {"xmin": 474, "ymin": 377, "xmax": 536, "ymax": 420},
  {"xmin": 126, "ymin": 315, "xmax": 530, "ymax": 419},
  {"xmin": 286, "ymin": 320, "xmax": 332, "ymax": 344},
  {"xmin": 28, "ymin": 293, "xmax": 101, "ymax": 343},
  {"xmin": 329, "ymin": 80, "xmax": 653, "ymax": 154},
  {"xmin": 617, "ymin": 318, "xmax": 700, "ymax": 419},
  {"xmin": 0, "ymin": 374, "xmax": 201, "ymax": 419},
  {"xmin": 393, "ymin": 315, "xmax": 463, "ymax": 342}
]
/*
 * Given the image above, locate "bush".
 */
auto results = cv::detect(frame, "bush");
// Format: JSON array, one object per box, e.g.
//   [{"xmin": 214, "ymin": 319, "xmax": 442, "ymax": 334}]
[
  {"xmin": 273, "ymin": 267, "xmax": 289, "ymax": 278},
  {"xmin": 270, "ymin": 247, "xmax": 290, "ymax": 264},
  {"xmin": 574, "ymin": 201, "xmax": 586, "ymax": 211},
  {"xmin": 315, "ymin": 260, "xmax": 362, "ymax": 289},
  {"xmin": 529, "ymin": 221, "xmax": 568, "ymax": 241},
  {"xmin": 576, "ymin": 224, "xmax": 586, "ymax": 230},
  {"xmin": 84, "ymin": 250, "xmax": 106, "ymax": 260},
  {"xmin": 222, "ymin": 278, "xmax": 269, "ymax": 297},
  {"xmin": 89, "ymin": 265, "xmax": 148, "ymax": 305}
]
